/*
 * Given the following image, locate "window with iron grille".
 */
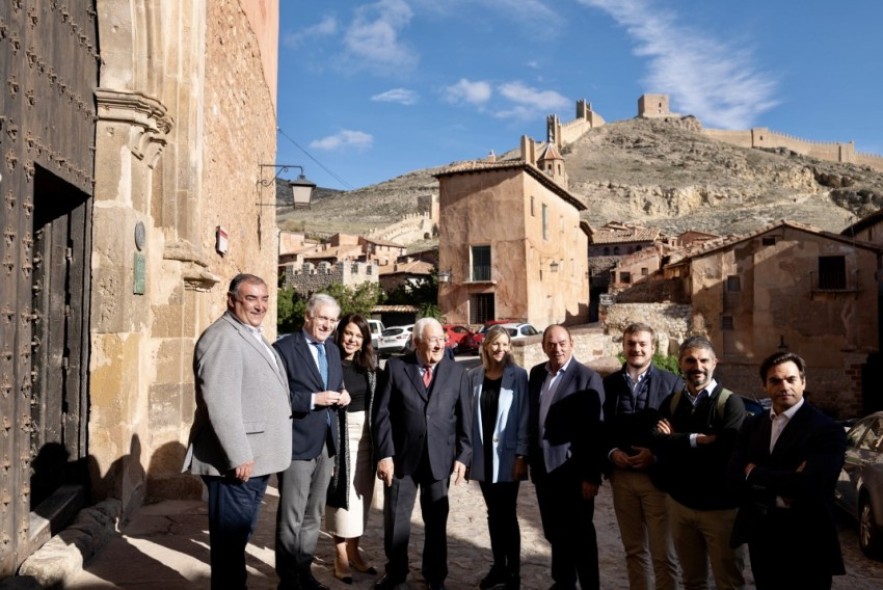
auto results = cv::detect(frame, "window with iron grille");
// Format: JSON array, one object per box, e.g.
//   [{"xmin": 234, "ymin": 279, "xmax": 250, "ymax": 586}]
[
  {"xmin": 471, "ymin": 245, "xmax": 492, "ymax": 281},
  {"xmin": 818, "ymin": 256, "xmax": 846, "ymax": 290}
]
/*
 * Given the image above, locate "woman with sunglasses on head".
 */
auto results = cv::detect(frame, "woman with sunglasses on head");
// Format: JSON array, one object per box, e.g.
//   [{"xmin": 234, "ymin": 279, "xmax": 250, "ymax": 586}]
[
  {"xmin": 468, "ymin": 325, "xmax": 529, "ymax": 590},
  {"xmin": 326, "ymin": 314, "xmax": 379, "ymax": 584}
]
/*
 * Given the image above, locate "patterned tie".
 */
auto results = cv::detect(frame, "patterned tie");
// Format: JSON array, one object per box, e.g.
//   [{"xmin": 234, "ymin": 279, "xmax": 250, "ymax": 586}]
[
  {"xmin": 313, "ymin": 342, "xmax": 328, "ymax": 389},
  {"xmin": 423, "ymin": 365, "xmax": 433, "ymax": 389}
]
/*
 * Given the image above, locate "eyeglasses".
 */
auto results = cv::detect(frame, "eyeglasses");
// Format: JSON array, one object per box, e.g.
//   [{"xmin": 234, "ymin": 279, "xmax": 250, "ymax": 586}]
[{"xmin": 311, "ymin": 315, "xmax": 338, "ymax": 324}]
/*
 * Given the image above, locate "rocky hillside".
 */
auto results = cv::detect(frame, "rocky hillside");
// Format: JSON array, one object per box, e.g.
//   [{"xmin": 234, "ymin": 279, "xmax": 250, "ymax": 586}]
[{"xmin": 278, "ymin": 117, "xmax": 883, "ymax": 240}]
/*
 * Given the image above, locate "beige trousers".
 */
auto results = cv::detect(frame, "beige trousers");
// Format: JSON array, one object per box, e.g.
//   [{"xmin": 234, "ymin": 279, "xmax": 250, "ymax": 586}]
[
  {"xmin": 667, "ymin": 496, "xmax": 745, "ymax": 590},
  {"xmin": 610, "ymin": 469, "xmax": 679, "ymax": 590}
]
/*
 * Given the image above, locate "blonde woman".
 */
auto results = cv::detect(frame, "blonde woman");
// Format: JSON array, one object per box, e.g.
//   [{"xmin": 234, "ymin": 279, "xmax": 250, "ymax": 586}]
[
  {"xmin": 326, "ymin": 314, "xmax": 378, "ymax": 584},
  {"xmin": 468, "ymin": 325, "xmax": 529, "ymax": 590}
]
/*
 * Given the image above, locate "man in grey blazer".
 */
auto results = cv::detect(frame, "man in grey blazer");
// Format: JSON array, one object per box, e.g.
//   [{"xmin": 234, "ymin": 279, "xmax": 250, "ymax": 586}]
[
  {"xmin": 184, "ymin": 273, "xmax": 293, "ymax": 590},
  {"xmin": 373, "ymin": 318, "xmax": 472, "ymax": 590}
]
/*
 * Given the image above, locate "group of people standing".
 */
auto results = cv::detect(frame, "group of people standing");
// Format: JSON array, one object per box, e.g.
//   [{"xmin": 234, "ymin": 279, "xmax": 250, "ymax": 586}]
[{"xmin": 184, "ymin": 272, "xmax": 848, "ymax": 590}]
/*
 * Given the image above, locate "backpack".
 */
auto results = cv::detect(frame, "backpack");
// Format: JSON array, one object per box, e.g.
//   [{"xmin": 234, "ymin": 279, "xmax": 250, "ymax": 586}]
[{"xmin": 669, "ymin": 387, "xmax": 763, "ymax": 419}]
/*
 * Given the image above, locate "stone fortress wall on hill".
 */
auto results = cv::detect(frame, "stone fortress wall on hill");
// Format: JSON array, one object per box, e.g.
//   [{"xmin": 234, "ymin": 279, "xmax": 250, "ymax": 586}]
[{"xmin": 546, "ymin": 93, "xmax": 883, "ymax": 173}]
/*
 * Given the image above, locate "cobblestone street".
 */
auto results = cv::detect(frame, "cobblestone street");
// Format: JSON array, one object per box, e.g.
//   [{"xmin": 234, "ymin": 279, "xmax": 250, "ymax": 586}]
[{"xmin": 68, "ymin": 474, "xmax": 883, "ymax": 589}]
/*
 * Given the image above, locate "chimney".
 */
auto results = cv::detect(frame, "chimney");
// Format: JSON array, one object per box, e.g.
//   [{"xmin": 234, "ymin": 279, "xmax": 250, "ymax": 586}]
[{"xmin": 520, "ymin": 135, "xmax": 536, "ymax": 166}]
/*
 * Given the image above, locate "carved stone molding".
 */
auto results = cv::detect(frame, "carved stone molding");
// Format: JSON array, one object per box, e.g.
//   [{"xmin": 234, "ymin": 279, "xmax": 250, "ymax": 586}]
[
  {"xmin": 94, "ymin": 88, "xmax": 173, "ymax": 169},
  {"xmin": 163, "ymin": 239, "xmax": 220, "ymax": 292}
]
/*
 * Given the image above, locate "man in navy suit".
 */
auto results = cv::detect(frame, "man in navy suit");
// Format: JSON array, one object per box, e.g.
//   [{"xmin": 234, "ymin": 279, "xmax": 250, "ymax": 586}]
[
  {"xmin": 728, "ymin": 351, "xmax": 846, "ymax": 590},
  {"xmin": 603, "ymin": 323, "xmax": 682, "ymax": 590},
  {"xmin": 274, "ymin": 293, "xmax": 348, "ymax": 590},
  {"xmin": 373, "ymin": 318, "xmax": 472, "ymax": 590},
  {"xmin": 528, "ymin": 324, "xmax": 605, "ymax": 590}
]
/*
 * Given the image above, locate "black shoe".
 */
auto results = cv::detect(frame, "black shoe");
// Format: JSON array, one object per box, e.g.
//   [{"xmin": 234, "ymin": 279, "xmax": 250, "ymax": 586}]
[
  {"xmin": 374, "ymin": 575, "xmax": 409, "ymax": 590},
  {"xmin": 301, "ymin": 575, "xmax": 330, "ymax": 590},
  {"xmin": 504, "ymin": 574, "xmax": 520, "ymax": 590},
  {"xmin": 427, "ymin": 582, "xmax": 445, "ymax": 590},
  {"xmin": 479, "ymin": 566, "xmax": 507, "ymax": 590}
]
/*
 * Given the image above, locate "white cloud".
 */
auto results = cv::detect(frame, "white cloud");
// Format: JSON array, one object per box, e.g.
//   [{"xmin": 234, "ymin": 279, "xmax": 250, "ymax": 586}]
[
  {"xmin": 372, "ymin": 88, "xmax": 419, "ymax": 106},
  {"xmin": 310, "ymin": 130, "xmax": 374, "ymax": 152},
  {"xmin": 413, "ymin": 0, "xmax": 563, "ymax": 27},
  {"xmin": 283, "ymin": 15, "xmax": 337, "ymax": 48},
  {"xmin": 443, "ymin": 79, "xmax": 493, "ymax": 105},
  {"xmin": 496, "ymin": 81, "xmax": 570, "ymax": 116},
  {"xmin": 343, "ymin": 0, "xmax": 418, "ymax": 72},
  {"xmin": 577, "ymin": 0, "xmax": 778, "ymax": 128}
]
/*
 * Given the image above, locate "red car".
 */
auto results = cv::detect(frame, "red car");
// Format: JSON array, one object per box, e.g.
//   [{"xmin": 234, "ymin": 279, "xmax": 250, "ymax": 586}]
[
  {"xmin": 458, "ymin": 319, "xmax": 519, "ymax": 354},
  {"xmin": 443, "ymin": 324, "xmax": 474, "ymax": 354}
]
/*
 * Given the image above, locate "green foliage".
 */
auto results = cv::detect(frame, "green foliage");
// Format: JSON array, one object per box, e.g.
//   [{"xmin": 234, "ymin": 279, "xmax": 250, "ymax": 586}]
[
  {"xmin": 616, "ymin": 352, "xmax": 681, "ymax": 375},
  {"xmin": 385, "ymin": 269, "xmax": 439, "ymax": 320},
  {"xmin": 276, "ymin": 282, "xmax": 385, "ymax": 334},
  {"xmin": 277, "ymin": 286, "xmax": 307, "ymax": 334}
]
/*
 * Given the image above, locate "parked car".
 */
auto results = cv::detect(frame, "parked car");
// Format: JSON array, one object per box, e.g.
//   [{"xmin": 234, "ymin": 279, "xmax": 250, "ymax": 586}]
[
  {"xmin": 443, "ymin": 324, "xmax": 474, "ymax": 354},
  {"xmin": 377, "ymin": 324, "xmax": 414, "ymax": 356},
  {"xmin": 367, "ymin": 319, "xmax": 385, "ymax": 346},
  {"xmin": 497, "ymin": 322, "xmax": 540, "ymax": 341},
  {"xmin": 459, "ymin": 319, "xmax": 520, "ymax": 354},
  {"xmin": 835, "ymin": 411, "xmax": 883, "ymax": 558}
]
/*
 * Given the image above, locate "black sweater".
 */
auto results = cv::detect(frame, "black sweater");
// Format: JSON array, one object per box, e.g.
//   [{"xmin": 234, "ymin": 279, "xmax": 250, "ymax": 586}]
[{"xmin": 652, "ymin": 383, "xmax": 746, "ymax": 510}]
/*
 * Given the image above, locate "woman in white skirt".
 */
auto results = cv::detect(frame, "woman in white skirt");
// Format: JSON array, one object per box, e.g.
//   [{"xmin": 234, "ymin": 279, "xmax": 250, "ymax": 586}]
[{"xmin": 327, "ymin": 314, "xmax": 378, "ymax": 584}]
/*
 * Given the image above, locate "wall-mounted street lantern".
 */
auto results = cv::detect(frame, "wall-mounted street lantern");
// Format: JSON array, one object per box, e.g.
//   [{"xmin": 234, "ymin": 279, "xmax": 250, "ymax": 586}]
[
  {"xmin": 257, "ymin": 164, "xmax": 316, "ymax": 208},
  {"xmin": 549, "ymin": 260, "xmax": 560, "ymax": 273},
  {"xmin": 438, "ymin": 269, "xmax": 452, "ymax": 283}
]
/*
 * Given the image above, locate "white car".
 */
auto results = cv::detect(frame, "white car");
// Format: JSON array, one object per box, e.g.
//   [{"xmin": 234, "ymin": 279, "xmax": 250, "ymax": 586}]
[
  {"xmin": 367, "ymin": 319, "xmax": 385, "ymax": 346},
  {"xmin": 497, "ymin": 322, "xmax": 540, "ymax": 341},
  {"xmin": 377, "ymin": 325, "xmax": 414, "ymax": 356}
]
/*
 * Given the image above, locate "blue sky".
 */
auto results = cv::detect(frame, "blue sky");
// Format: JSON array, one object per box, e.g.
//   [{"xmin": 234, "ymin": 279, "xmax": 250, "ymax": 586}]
[{"xmin": 277, "ymin": 0, "xmax": 883, "ymax": 190}]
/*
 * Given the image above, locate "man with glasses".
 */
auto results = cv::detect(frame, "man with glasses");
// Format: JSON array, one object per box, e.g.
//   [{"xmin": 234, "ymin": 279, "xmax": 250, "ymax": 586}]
[
  {"xmin": 373, "ymin": 318, "xmax": 472, "ymax": 590},
  {"xmin": 274, "ymin": 293, "xmax": 350, "ymax": 590},
  {"xmin": 184, "ymin": 273, "xmax": 293, "ymax": 589}
]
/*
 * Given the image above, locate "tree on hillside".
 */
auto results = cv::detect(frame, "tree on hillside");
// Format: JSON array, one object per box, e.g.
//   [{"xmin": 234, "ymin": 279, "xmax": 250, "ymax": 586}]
[{"xmin": 277, "ymin": 282, "xmax": 385, "ymax": 334}]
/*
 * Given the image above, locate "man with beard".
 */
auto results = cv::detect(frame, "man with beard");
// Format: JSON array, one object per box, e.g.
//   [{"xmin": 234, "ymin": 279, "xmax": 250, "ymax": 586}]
[
  {"xmin": 653, "ymin": 336, "xmax": 746, "ymax": 590},
  {"xmin": 603, "ymin": 323, "xmax": 682, "ymax": 590}
]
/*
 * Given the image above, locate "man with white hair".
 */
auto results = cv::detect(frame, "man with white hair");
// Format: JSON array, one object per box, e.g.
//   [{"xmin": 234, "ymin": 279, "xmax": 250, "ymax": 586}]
[
  {"xmin": 274, "ymin": 293, "xmax": 349, "ymax": 590},
  {"xmin": 373, "ymin": 318, "xmax": 472, "ymax": 590}
]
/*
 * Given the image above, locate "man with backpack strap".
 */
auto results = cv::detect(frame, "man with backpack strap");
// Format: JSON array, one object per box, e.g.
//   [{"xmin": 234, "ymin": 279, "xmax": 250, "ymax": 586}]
[{"xmin": 653, "ymin": 336, "xmax": 747, "ymax": 590}]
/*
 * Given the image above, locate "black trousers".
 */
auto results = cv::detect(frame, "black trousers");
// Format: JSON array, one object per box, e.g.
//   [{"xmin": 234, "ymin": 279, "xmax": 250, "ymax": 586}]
[
  {"xmin": 748, "ymin": 510, "xmax": 834, "ymax": 590},
  {"xmin": 479, "ymin": 481, "xmax": 521, "ymax": 574},
  {"xmin": 383, "ymin": 454, "xmax": 450, "ymax": 584},
  {"xmin": 533, "ymin": 463, "xmax": 599, "ymax": 590},
  {"xmin": 204, "ymin": 474, "xmax": 269, "ymax": 590}
]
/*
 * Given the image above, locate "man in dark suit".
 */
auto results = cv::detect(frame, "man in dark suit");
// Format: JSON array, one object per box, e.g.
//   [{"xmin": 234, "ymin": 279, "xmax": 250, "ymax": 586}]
[
  {"xmin": 372, "ymin": 318, "xmax": 472, "ymax": 590},
  {"xmin": 728, "ymin": 351, "xmax": 846, "ymax": 590},
  {"xmin": 184, "ymin": 273, "xmax": 293, "ymax": 590},
  {"xmin": 274, "ymin": 293, "xmax": 348, "ymax": 590},
  {"xmin": 603, "ymin": 323, "xmax": 682, "ymax": 590},
  {"xmin": 528, "ymin": 324, "xmax": 605, "ymax": 590}
]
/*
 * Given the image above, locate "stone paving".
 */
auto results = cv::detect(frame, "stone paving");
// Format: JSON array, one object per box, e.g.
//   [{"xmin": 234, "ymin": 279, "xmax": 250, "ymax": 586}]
[{"xmin": 63, "ymin": 475, "xmax": 883, "ymax": 589}]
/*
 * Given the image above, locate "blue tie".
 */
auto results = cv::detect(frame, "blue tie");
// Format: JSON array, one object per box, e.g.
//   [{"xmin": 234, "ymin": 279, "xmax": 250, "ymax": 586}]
[{"xmin": 313, "ymin": 342, "xmax": 328, "ymax": 389}]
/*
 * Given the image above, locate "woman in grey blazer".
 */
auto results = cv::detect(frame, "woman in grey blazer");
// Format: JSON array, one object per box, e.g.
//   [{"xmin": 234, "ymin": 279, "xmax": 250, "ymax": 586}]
[
  {"xmin": 325, "ymin": 314, "xmax": 378, "ymax": 584},
  {"xmin": 468, "ymin": 325, "xmax": 529, "ymax": 590}
]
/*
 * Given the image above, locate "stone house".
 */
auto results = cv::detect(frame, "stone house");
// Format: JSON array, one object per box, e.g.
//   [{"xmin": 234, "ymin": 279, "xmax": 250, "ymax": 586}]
[
  {"xmin": 0, "ymin": 0, "xmax": 281, "ymax": 574},
  {"xmin": 664, "ymin": 221, "xmax": 882, "ymax": 417},
  {"xmin": 436, "ymin": 137, "xmax": 589, "ymax": 329},
  {"xmin": 379, "ymin": 258, "xmax": 435, "ymax": 293}
]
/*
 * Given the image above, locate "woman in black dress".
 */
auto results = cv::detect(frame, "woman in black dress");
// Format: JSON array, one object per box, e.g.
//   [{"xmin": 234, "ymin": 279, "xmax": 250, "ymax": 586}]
[{"xmin": 326, "ymin": 314, "xmax": 378, "ymax": 583}]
